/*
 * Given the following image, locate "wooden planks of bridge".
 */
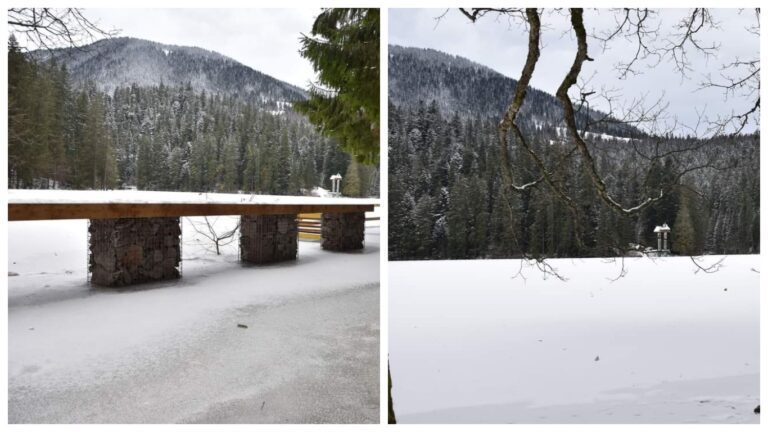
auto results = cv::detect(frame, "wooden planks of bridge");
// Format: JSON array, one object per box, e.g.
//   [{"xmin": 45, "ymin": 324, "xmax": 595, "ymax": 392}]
[
  {"xmin": 298, "ymin": 213, "xmax": 324, "ymax": 241},
  {"xmin": 298, "ymin": 212, "xmax": 380, "ymax": 241},
  {"xmin": 8, "ymin": 202, "xmax": 375, "ymax": 221}
]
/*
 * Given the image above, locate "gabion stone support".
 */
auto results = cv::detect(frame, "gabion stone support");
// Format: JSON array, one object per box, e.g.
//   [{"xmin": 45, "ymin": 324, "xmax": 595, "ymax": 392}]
[
  {"xmin": 321, "ymin": 212, "xmax": 365, "ymax": 251},
  {"xmin": 89, "ymin": 217, "xmax": 181, "ymax": 287},
  {"xmin": 240, "ymin": 214, "xmax": 298, "ymax": 264}
]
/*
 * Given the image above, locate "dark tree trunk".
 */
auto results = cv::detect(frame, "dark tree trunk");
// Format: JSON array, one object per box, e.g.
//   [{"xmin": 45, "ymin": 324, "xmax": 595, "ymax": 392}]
[{"xmin": 388, "ymin": 363, "xmax": 396, "ymax": 424}]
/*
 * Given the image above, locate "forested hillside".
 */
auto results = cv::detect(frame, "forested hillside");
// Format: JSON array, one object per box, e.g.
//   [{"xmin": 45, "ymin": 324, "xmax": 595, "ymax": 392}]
[
  {"xmin": 33, "ymin": 37, "xmax": 306, "ymax": 107},
  {"xmin": 389, "ymin": 47, "xmax": 759, "ymax": 259},
  {"xmin": 389, "ymin": 45, "xmax": 641, "ymax": 139},
  {"xmin": 8, "ymin": 36, "xmax": 378, "ymax": 197}
]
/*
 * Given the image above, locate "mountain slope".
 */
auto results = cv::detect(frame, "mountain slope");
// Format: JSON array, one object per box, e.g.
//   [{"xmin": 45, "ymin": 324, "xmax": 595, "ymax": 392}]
[
  {"xmin": 388, "ymin": 44, "xmax": 640, "ymax": 138},
  {"xmin": 35, "ymin": 37, "xmax": 306, "ymax": 106}
]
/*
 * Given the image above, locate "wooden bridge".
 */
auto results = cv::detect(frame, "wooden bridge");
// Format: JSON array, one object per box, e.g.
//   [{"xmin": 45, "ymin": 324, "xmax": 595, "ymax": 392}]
[{"xmin": 9, "ymin": 190, "xmax": 378, "ymax": 287}]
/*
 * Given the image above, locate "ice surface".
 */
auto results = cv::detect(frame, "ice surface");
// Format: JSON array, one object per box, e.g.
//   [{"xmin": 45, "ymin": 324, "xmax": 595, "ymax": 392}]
[
  {"xmin": 8, "ymin": 217, "xmax": 380, "ymax": 423},
  {"xmin": 389, "ymin": 256, "xmax": 759, "ymax": 424}
]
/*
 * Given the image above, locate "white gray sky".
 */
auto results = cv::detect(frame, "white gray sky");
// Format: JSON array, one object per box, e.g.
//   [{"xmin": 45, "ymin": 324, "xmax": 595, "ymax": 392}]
[
  {"xmin": 80, "ymin": 8, "xmax": 320, "ymax": 88},
  {"xmin": 390, "ymin": 8, "xmax": 760, "ymax": 135}
]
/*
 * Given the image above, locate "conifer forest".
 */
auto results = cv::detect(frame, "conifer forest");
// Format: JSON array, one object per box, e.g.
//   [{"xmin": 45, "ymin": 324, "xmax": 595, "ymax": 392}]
[
  {"xmin": 388, "ymin": 46, "xmax": 759, "ymax": 260},
  {"xmin": 7, "ymin": 36, "xmax": 379, "ymax": 197}
]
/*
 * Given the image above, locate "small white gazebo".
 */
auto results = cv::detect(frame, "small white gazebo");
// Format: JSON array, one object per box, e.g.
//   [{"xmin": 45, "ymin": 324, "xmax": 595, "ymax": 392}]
[
  {"xmin": 653, "ymin": 223, "xmax": 671, "ymax": 252},
  {"xmin": 330, "ymin": 173, "xmax": 343, "ymax": 197}
]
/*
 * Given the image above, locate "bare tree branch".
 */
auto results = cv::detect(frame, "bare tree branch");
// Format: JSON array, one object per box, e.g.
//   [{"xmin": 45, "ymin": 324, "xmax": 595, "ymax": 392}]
[
  {"xmin": 558, "ymin": 8, "xmax": 667, "ymax": 215},
  {"xmin": 8, "ymin": 8, "xmax": 117, "ymax": 51},
  {"xmin": 186, "ymin": 217, "xmax": 240, "ymax": 256},
  {"xmin": 451, "ymin": 7, "xmax": 756, "ymax": 267},
  {"xmin": 690, "ymin": 255, "xmax": 725, "ymax": 274}
]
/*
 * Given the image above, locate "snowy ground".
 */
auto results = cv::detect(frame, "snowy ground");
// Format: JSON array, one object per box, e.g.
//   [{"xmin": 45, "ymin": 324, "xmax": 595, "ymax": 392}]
[
  {"xmin": 389, "ymin": 256, "xmax": 760, "ymax": 424},
  {"xmin": 8, "ymin": 217, "xmax": 380, "ymax": 423}
]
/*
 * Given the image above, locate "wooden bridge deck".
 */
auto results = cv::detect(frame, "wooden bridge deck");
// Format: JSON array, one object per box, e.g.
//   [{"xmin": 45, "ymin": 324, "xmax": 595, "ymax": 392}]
[
  {"xmin": 9, "ymin": 202, "xmax": 375, "ymax": 221},
  {"xmin": 8, "ymin": 190, "xmax": 378, "ymax": 221},
  {"xmin": 8, "ymin": 190, "xmax": 378, "ymax": 287}
]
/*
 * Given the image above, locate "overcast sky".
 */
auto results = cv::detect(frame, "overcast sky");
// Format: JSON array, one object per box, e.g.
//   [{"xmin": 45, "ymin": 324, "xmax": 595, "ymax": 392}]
[
  {"xmin": 79, "ymin": 8, "xmax": 319, "ymax": 88},
  {"xmin": 390, "ymin": 8, "xmax": 759, "ymax": 135}
]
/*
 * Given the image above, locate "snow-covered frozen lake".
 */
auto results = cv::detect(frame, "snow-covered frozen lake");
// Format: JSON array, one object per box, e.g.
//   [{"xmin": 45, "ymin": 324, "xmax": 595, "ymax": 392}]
[
  {"xmin": 8, "ymin": 217, "xmax": 380, "ymax": 423},
  {"xmin": 389, "ymin": 256, "xmax": 759, "ymax": 424}
]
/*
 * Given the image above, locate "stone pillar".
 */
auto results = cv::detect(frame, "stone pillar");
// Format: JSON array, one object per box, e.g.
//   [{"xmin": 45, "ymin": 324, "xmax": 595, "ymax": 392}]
[
  {"xmin": 321, "ymin": 212, "xmax": 365, "ymax": 251},
  {"xmin": 89, "ymin": 217, "xmax": 181, "ymax": 287},
  {"xmin": 240, "ymin": 214, "xmax": 298, "ymax": 264}
]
